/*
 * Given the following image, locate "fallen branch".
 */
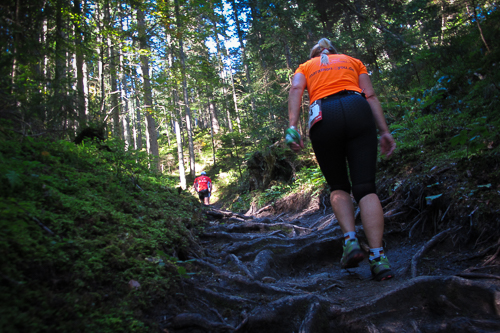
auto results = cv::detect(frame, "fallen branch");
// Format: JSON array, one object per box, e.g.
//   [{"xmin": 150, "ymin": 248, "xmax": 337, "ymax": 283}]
[
  {"xmin": 483, "ymin": 243, "xmax": 500, "ymax": 266},
  {"xmin": 256, "ymin": 205, "xmax": 272, "ymax": 215},
  {"xmin": 32, "ymin": 217, "xmax": 55, "ymax": 235},
  {"xmin": 411, "ymin": 227, "xmax": 456, "ymax": 278},
  {"xmin": 207, "ymin": 210, "xmax": 233, "ymax": 219}
]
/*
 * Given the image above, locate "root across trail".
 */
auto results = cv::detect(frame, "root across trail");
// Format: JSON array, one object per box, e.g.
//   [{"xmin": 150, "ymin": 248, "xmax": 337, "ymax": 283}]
[{"xmin": 160, "ymin": 206, "xmax": 500, "ymax": 333}]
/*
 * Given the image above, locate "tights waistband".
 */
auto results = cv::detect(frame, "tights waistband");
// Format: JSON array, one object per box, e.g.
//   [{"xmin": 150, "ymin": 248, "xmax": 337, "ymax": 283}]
[{"xmin": 322, "ymin": 90, "xmax": 365, "ymax": 100}]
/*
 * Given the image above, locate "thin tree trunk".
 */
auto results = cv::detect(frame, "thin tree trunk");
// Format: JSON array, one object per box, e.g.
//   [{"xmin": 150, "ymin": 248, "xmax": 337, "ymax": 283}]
[
  {"xmin": 231, "ymin": 0, "xmax": 255, "ymax": 116},
  {"xmin": 225, "ymin": 46, "xmax": 241, "ymax": 133},
  {"xmin": 174, "ymin": 89, "xmax": 187, "ymax": 189},
  {"xmin": 97, "ymin": 4, "xmax": 106, "ymax": 120},
  {"xmin": 11, "ymin": 0, "xmax": 20, "ymax": 94},
  {"xmin": 74, "ymin": 0, "xmax": 86, "ymax": 129},
  {"xmin": 208, "ymin": 97, "xmax": 216, "ymax": 166},
  {"xmin": 105, "ymin": 2, "xmax": 120, "ymax": 137},
  {"xmin": 174, "ymin": 0, "xmax": 196, "ymax": 177},
  {"xmin": 210, "ymin": 17, "xmax": 232, "ymax": 132},
  {"xmin": 137, "ymin": 7, "xmax": 159, "ymax": 171},
  {"xmin": 167, "ymin": 33, "xmax": 186, "ymax": 188},
  {"xmin": 119, "ymin": 3, "xmax": 130, "ymax": 149},
  {"xmin": 131, "ymin": 74, "xmax": 142, "ymax": 150},
  {"xmin": 467, "ymin": 0, "xmax": 491, "ymax": 53}
]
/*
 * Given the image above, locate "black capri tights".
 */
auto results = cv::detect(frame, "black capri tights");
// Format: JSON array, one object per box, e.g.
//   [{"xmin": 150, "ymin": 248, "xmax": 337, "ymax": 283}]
[{"xmin": 309, "ymin": 93, "xmax": 378, "ymax": 203}]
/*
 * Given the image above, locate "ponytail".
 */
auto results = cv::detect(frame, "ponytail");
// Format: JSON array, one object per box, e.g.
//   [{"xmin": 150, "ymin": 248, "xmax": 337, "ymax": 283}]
[{"xmin": 310, "ymin": 38, "xmax": 338, "ymax": 64}]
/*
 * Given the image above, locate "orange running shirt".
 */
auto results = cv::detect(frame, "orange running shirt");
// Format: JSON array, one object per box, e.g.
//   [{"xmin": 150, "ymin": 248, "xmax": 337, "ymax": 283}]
[{"xmin": 295, "ymin": 54, "xmax": 368, "ymax": 104}]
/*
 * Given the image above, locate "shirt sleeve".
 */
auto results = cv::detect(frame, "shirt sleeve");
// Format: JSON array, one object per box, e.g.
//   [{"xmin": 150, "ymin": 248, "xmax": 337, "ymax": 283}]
[
  {"xmin": 352, "ymin": 56, "xmax": 368, "ymax": 75},
  {"xmin": 295, "ymin": 62, "xmax": 307, "ymax": 76}
]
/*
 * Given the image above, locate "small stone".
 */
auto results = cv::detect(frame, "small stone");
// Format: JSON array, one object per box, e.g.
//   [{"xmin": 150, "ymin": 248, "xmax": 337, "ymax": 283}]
[
  {"xmin": 261, "ymin": 276, "xmax": 276, "ymax": 283},
  {"xmin": 128, "ymin": 279, "xmax": 141, "ymax": 290}
]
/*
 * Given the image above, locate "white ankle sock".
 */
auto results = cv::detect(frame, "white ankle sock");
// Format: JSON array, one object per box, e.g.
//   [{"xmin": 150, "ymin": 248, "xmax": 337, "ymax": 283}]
[
  {"xmin": 344, "ymin": 232, "xmax": 357, "ymax": 245},
  {"xmin": 369, "ymin": 247, "xmax": 385, "ymax": 260}
]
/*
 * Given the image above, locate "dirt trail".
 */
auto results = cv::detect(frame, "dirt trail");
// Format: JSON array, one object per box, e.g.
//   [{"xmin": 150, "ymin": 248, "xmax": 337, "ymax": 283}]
[{"xmin": 160, "ymin": 204, "xmax": 500, "ymax": 333}]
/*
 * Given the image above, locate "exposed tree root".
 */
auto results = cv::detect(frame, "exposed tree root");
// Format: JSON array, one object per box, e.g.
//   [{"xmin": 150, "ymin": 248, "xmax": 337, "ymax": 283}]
[
  {"xmin": 411, "ymin": 227, "xmax": 456, "ymax": 278},
  {"xmin": 162, "ymin": 205, "xmax": 500, "ymax": 333},
  {"xmin": 170, "ymin": 313, "xmax": 234, "ymax": 332},
  {"xmin": 220, "ymin": 221, "xmax": 313, "ymax": 237},
  {"xmin": 456, "ymin": 272, "xmax": 500, "ymax": 281}
]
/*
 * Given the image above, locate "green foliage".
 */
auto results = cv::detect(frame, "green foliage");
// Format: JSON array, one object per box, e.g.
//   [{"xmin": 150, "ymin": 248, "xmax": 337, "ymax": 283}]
[
  {"xmin": 450, "ymin": 117, "xmax": 490, "ymax": 158},
  {"xmin": 0, "ymin": 135, "xmax": 205, "ymax": 332}
]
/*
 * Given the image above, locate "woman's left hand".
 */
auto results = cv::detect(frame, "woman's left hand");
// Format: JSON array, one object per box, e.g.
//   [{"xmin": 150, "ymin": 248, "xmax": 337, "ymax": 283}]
[{"xmin": 289, "ymin": 139, "xmax": 304, "ymax": 153}]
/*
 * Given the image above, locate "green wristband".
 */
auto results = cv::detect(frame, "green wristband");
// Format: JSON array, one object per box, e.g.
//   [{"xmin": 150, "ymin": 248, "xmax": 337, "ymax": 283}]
[{"xmin": 285, "ymin": 127, "xmax": 301, "ymax": 146}]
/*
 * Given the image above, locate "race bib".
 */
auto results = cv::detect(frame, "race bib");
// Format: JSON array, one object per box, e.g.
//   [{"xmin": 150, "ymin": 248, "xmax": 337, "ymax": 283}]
[{"xmin": 308, "ymin": 99, "xmax": 322, "ymax": 131}]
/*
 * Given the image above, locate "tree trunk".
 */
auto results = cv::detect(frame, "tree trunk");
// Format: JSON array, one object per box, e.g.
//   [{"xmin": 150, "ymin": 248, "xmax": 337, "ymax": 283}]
[
  {"xmin": 74, "ymin": 0, "xmax": 86, "ymax": 129},
  {"xmin": 467, "ymin": 0, "xmax": 491, "ymax": 53},
  {"xmin": 208, "ymin": 97, "xmax": 216, "ymax": 166},
  {"xmin": 174, "ymin": 89, "xmax": 187, "ymax": 189},
  {"xmin": 231, "ymin": 0, "xmax": 255, "ymax": 116},
  {"xmin": 96, "ymin": 4, "xmax": 106, "ymax": 120},
  {"xmin": 105, "ymin": 2, "xmax": 120, "ymax": 137},
  {"xmin": 137, "ymin": 7, "xmax": 159, "ymax": 171},
  {"xmin": 225, "ymin": 46, "xmax": 241, "ymax": 133},
  {"xmin": 210, "ymin": 17, "xmax": 232, "ymax": 132},
  {"xmin": 119, "ymin": 3, "xmax": 130, "ymax": 149},
  {"xmin": 131, "ymin": 74, "xmax": 142, "ymax": 150},
  {"xmin": 174, "ymin": 0, "xmax": 196, "ymax": 177},
  {"xmin": 168, "ymin": 33, "xmax": 186, "ymax": 188}
]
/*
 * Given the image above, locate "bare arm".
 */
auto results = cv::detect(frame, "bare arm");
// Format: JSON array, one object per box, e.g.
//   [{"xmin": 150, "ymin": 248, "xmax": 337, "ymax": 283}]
[
  {"xmin": 287, "ymin": 73, "xmax": 306, "ymax": 151},
  {"xmin": 358, "ymin": 74, "xmax": 396, "ymax": 157}
]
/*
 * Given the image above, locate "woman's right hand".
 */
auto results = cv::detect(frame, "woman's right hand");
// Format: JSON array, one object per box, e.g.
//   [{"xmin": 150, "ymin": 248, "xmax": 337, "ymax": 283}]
[{"xmin": 380, "ymin": 132, "xmax": 396, "ymax": 157}]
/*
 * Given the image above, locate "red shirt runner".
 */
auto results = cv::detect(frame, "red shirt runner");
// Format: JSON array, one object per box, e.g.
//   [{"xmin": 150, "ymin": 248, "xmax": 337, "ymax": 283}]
[{"xmin": 194, "ymin": 175, "xmax": 212, "ymax": 192}]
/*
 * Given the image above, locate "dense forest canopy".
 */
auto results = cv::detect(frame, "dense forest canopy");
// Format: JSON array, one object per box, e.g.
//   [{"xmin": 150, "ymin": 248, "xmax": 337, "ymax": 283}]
[{"xmin": 2, "ymin": 0, "xmax": 498, "ymax": 188}]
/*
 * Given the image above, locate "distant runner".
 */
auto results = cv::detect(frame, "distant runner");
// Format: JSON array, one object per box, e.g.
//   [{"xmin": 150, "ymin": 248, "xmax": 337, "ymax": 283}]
[{"xmin": 193, "ymin": 171, "xmax": 212, "ymax": 206}]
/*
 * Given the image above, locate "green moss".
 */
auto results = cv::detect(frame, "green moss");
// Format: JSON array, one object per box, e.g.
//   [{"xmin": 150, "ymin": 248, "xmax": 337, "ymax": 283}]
[{"xmin": 0, "ymin": 136, "xmax": 206, "ymax": 332}]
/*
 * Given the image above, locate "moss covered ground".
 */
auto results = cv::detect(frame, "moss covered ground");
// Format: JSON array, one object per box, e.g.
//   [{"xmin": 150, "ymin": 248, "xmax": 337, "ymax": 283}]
[{"xmin": 0, "ymin": 130, "xmax": 206, "ymax": 332}]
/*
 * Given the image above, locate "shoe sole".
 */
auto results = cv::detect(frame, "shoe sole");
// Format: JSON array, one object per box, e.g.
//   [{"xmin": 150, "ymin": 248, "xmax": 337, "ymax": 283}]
[
  {"xmin": 373, "ymin": 269, "xmax": 394, "ymax": 281},
  {"xmin": 341, "ymin": 250, "xmax": 365, "ymax": 269}
]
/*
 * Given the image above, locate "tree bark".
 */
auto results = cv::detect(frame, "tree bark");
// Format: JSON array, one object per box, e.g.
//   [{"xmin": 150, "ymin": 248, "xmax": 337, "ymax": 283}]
[
  {"xmin": 174, "ymin": 0, "xmax": 196, "ymax": 177},
  {"xmin": 231, "ymin": 0, "xmax": 255, "ymax": 116},
  {"xmin": 106, "ymin": 2, "xmax": 120, "ymax": 137},
  {"xmin": 131, "ymin": 74, "xmax": 142, "ymax": 150},
  {"xmin": 225, "ymin": 45, "xmax": 241, "ymax": 133},
  {"xmin": 74, "ymin": 0, "xmax": 86, "ymax": 129},
  {"xmin": 137, "ymin": 7, "xmax": 159, "ymax": 170},
  {"xmin": 467, "ymin": 0, "xmax": 491, "ymax": 53},
  {"xmin": 168, "ymin": 34, "xmax": 187, "ymax": 188},
  {"xmin": 210, "ymin": 16, "xmax": 232, "ymax": 132}
]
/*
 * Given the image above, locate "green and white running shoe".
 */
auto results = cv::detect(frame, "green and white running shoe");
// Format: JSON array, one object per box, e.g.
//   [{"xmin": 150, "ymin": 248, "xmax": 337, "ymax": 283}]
[
  {"xmin": 369, "ymin": 256, "xmax": 394, "ymax": 281},
  {"xmin": 340, "ymin": 239, "xmax": 365, "ymax": 269}
]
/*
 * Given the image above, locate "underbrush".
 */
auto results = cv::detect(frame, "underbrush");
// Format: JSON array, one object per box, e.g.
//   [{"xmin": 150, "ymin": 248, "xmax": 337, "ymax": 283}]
[{"xmin": 0, "ymin": 130, "xmax": 205, "ymax": 332}]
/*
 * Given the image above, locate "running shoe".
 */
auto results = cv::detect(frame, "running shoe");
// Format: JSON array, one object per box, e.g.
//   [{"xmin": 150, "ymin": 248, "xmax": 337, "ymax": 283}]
[
  {"xmin": 340, "ymin": 239, "xmax": 365, "ymax": 269},
  {"xmin": 369, "ymin": 256, "xmax": 394, "ymax": 281}
]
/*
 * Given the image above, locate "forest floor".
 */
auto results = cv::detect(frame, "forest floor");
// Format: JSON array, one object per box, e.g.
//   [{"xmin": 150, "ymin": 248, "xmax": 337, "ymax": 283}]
[{"xmin": 156, "ymin": 198, "xmax": 500, "ymax": 333}]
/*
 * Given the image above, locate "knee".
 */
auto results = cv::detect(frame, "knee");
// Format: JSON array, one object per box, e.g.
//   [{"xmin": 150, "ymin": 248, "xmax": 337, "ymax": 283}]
[{"xmin": 352, "ymin": 183, "xmax": 376, "ymax": 203}]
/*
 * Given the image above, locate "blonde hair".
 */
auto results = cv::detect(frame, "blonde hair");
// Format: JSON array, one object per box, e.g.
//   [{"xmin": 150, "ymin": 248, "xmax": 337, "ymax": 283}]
[{"xmin": 310, "ymin": 38, "xmax": 338, "ymax": 65}]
